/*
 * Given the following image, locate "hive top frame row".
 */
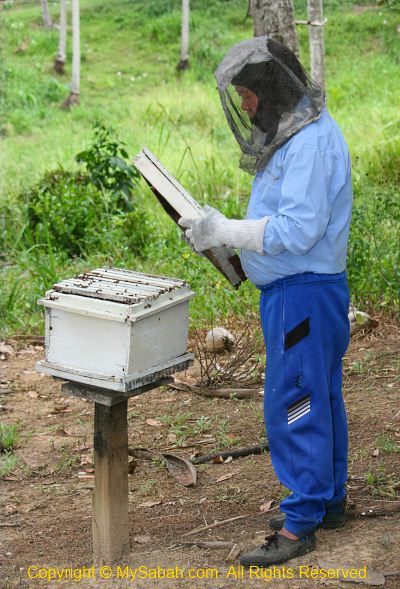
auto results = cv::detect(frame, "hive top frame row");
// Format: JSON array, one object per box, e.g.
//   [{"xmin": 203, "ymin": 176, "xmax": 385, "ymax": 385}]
[{"xmin": 38, "ymin": 267, "xmax": 195, "ymax": 323}]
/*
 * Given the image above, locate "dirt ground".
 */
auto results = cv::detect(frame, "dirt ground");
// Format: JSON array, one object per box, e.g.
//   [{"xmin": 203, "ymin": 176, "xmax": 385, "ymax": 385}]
[{"xmin": 0, "ymin": 317, "xmax": 399, "ymax": 589}]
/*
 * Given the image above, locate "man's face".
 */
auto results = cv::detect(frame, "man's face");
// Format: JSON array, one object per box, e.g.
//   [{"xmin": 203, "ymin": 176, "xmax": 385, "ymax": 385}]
[{"xmin": 235, "ymin": 85, "xmax": 259, "ymax": 120}]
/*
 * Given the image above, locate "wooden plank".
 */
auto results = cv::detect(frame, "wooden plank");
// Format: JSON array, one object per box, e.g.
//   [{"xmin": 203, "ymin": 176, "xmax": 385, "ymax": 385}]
[
  {"xmin": 92, "ymin": 401, "xmax": 129, "ymax": 564},
  {"xmin": 37, "ymin": 352, "xmax": 193, "ymax": 392},
  {"xmin": 62, "ymin": 377, "xmax": 174, "ymax": 406}
]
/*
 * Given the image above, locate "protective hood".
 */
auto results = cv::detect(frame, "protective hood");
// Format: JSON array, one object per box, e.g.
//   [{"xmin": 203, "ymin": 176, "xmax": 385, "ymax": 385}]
[{"xmin": 215, "ymin": 36, "xmax": 325, "ymax": 174}]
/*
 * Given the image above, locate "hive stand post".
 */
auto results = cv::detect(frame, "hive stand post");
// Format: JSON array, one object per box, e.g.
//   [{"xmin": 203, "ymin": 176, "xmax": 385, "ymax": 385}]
[
  {"xmin": 60, "ymin": 373, "xmax": 190, "ymax": 565},
  {"xmin": 92, "ymin": 400, "xmax": 129, "ymax": 565}
]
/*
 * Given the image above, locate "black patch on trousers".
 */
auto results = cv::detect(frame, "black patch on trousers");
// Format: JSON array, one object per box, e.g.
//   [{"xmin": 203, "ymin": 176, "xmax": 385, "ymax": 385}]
[{"xmin": 284, "ymin": 318, "xmax": 310, "ymax": 350}]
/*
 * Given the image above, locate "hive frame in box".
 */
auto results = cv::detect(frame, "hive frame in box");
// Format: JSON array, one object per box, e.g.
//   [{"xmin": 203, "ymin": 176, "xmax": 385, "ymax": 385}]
[{"xmin": 36, "ymin": 268, "xmax": 195, "ymax": 392}]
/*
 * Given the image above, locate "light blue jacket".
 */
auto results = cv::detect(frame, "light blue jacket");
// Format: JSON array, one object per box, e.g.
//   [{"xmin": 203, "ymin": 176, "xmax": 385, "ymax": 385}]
[{"xmin": 240, "ymin": 109, "xmax": 353, "ymax": 286}]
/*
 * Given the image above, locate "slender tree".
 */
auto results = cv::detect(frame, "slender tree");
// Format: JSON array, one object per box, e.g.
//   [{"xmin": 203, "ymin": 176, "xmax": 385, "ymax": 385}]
[
  {"xmin": 63, "ymin": 0, "xmax": 80, "ymax": 107},
  {"xmin": 177, "ymin": 0, "xmax": 190, "ymax": 71},
  {"xmin": 41, "ymin": 0, "xmax": 53, "ymax": 28},
  {"xmin": 307, "ymin": 0, "xmax": 325, "ymax": 90},
  {"xmin": 249, "ymin": 0, "xmax": 298, "ymax": 56},
  {"xmin": 54, "ymin": 0, "xmax": 67, "ymax": 74}
]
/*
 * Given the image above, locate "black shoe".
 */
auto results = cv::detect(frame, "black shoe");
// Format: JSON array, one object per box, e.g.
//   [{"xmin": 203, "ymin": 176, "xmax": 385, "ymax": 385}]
[
  {"xmin": 269, "ymin": 509, "xmax": 346, "ymax": 531},
  {"xmin": 239, "ymin": 532, "xmax": 316, "ymax": 568}
]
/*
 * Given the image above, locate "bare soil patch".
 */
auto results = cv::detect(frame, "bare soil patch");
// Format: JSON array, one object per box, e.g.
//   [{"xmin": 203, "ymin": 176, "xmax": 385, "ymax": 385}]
[{"xmin": 0, "ymin": 317, "xmax": 399, "ymax": 589}]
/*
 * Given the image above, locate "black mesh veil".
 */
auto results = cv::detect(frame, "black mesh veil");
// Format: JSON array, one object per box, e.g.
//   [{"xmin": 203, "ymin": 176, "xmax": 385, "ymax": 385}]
[{"xmin": 215, "ymin": 37, "xmax": 325, "ymax": 174}]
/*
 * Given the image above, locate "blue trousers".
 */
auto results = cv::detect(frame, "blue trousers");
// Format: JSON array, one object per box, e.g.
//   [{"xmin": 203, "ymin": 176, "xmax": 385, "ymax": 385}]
[{"xmin": 259, "ymin": 272, "xmax": 350, "ymax": 537}]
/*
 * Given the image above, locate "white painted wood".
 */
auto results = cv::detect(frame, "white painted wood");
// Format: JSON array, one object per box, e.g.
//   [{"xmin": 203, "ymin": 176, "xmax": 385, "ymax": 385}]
[
  {"xmin": 37, "ymin": 268, "xmax": 195, "ymax": 392},
  {"xmin": 46, "ymin": 308, "xmax": 129, "ymax": 378},
  {"xmin": 128, "ymin": 303, "xmax": 189, "ymax": 374},
  {"xmin": 133, "ymin": 150, "xmax": 246, "ymax": 288},
  {"xmin": 134, "ymin": 150, "xmax": 204, "ymax": 219},
  {"xmin": 36, "ymin": 353, "xmax": 193, "ymax": 392}
]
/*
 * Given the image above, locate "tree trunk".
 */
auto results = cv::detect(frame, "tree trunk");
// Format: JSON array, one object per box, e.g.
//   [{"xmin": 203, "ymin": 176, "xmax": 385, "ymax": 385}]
[
  {"xmin": 41, "ymin": 0, "xmax": 52, "ymax": 28},
  {"xmin": 249, "ymin": 0, "xmax": 298, "ymax": 56},
  {"xmin": 307, "ymin": 0, "xmax": 325, "ymax": 90},
  {"xmin": 63, "ymin": 0, "xmax": 80, "ymax": 108},
  {"xmin": 177, "ymin": 0, "xmax": 189, "ymax": 71},
  {"xmin": 54, "ymin": 0, "xmax": 67, "ymax": 75}
]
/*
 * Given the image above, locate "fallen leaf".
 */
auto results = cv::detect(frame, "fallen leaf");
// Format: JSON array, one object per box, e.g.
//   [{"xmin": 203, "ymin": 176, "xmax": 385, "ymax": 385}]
[
  {"xmin": 215, "ymin": 470, "xmax": 240, "ymax": 483},
  {"xmin": 146, "ymin": 418, "xmax": 163, "ymax": 427},
  {"xmin": 162, "ymin": 453, "xmax": 197, "ymax": 487},
  {"xmin": 4, "ymin": 504, "xmax": 19, "ymax": 516},
  {"xmin": 224, "ymin": 456, "xmax": 233, "ymax": 464},
  {"xmin": 28, "ymin": 391, "xmax": 39, "ymax": 399},
  {"xmin": 139, "ymin": 500, "xmax": 162, "ymax": 508},
  {"xmin": 133, "ymin": 534, "xmax": 151, "ymax": 544},
  {"xmin": 260, "ymin": 500, "xmax": 275, "ymax": 513},
  {"xmin": 372, "ymin": 448, "xmax": 379, "ymax": 457}
]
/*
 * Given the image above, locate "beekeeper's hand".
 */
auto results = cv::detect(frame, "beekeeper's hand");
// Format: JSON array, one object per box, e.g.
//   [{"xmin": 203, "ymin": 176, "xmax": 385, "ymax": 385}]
[
  {"xmin": 178, "ymin": 205, "xmax": 270, "ymax": 253},
  {"xmin": 180, "ymin": 230, "xmax": 205, "ymax": 257}
]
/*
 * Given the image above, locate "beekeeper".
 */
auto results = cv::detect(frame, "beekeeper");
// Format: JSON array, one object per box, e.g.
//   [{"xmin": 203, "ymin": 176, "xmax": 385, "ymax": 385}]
[{"xmin": 179, "ymin": 37, "xmax": 352, "ymax": 567}]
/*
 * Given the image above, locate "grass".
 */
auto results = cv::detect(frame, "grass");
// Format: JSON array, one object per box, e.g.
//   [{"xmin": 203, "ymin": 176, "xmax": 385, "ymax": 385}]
[
  {"xmin": 0, "ymin": 422, "xmax": 19, "ymax": 452},
  {"xmin": 376, "ymin": 434, "xmax": 400, "ymax": 454},
  {"xmin": 365, "ymin": 469, "xmax": 400, "ymax": 498},
  {"xmin": 156, "ymin": 411, "xmax": 239, "ymax": 449},
  {"xmin": 0, "ymin": 0, "xmax": 399, "ymax": 337},
  {"xmin": 54, "ymin": 444, "xmax": 79, "ymax": 472},
  {"xmin": 0, "ymin": 451, "xmax": 18, "ymax": 477},
  {"xmin": 0, "ymin": 422, "xmax": 19, "ymax": 477},
  {"xmin": 138, "ymin": 479, "xmax": 157, "ymax": 497}
]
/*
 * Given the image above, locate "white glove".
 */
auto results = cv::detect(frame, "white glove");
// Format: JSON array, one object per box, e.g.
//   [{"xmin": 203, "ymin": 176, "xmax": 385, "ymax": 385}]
[{"xmin": 178, "ymin": 205, "xmax": 269, "ymax": 253}]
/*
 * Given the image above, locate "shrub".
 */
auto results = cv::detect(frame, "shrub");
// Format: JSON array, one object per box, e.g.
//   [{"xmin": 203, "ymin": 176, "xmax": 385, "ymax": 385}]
[
  {"xmin": 76, "ymin": 122, "xmax": 140, "ymax": 209},
  {"xmin": 348, "ymin": 180, "xmax": 399, "ymax": 313},
  {"xmin": 23, "ymin": 123, "xmax": 152, "ymax": 258}
]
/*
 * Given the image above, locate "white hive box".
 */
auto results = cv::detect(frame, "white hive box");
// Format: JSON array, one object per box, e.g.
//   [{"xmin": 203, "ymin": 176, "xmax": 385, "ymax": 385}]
[{"xmin": 36, "ymin": 268, "xmax": 195, "ymax": 392}]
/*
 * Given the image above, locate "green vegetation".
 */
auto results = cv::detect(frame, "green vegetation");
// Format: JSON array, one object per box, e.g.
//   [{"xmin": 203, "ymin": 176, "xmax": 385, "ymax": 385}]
[
  {"xmin": 156, "ymin": 411, "xmax": 238, "ymax": 449},
  {"xmin": 54, "ymin": 444, "xmax": 80, "ymax": 472},
  {"xmin": 376, "ymin": 434, "xmax": 400, "ymax": 454},
  {"xmin": 0, "ymin": 451, "xmax": 18, "ymax": 477},
  {"xmin": 0, "ymin": 422, "xmax": 19, "ymax": 477},
  {"xmin": 0, "ymin": 422, "xmax": 19, "ymax": 452},
  {"xmin": 138, "ymin": 479, "xmax": 157, "ymax": 497},
  {"xmin": 0, "ymin": 0, "xmax": 399, "ymax": 337},
  {"xmin": 365, "ymin": 469, "xmax": 400, "ymax": 498}
]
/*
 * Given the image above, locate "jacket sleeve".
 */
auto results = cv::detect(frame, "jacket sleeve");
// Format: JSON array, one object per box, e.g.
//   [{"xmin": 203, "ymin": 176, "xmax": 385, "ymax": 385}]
[{"xmin": 263, "ymin": 142, "xmax": 333, "ymax": 256}]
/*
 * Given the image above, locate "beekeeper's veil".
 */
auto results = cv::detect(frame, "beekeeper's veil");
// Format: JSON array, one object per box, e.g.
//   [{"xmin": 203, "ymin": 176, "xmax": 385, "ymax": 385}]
[{"xmin": 215, "ymin": 37, "xmax": 325, "ymax": 174}]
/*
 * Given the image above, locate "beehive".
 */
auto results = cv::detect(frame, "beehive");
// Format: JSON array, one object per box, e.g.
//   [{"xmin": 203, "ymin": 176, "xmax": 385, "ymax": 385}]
[{"xmin": 36, "ymin": 268, "xmax": 195, "ymax": 392}]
